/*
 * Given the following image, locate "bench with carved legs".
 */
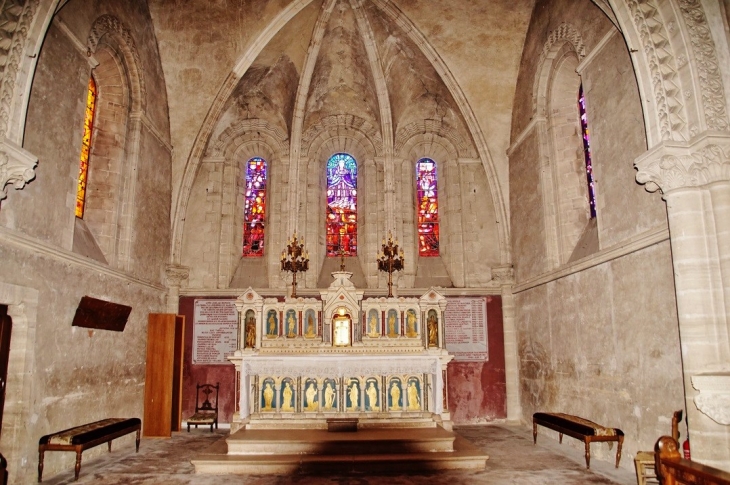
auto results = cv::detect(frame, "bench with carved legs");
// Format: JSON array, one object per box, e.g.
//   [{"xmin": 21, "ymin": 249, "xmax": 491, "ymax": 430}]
[
  {"xmin": 533, "ymin": 412, "xmax": 624, "ymax": 469},
  {"xmin": 38, "ymin": 418, "xmax": 140, "ymax": 482}
]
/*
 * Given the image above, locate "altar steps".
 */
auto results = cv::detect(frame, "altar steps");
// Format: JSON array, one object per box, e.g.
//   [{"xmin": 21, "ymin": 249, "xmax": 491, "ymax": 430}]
[{"xmin": 191, "ymin": 427, "xmax": 488, "ymax": 475}]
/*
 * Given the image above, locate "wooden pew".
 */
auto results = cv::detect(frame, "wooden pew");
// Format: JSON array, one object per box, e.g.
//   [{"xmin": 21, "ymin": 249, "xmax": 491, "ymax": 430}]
[{"xmin": 655, "ymin": 436, "xmax": 730, "ymax": 485}]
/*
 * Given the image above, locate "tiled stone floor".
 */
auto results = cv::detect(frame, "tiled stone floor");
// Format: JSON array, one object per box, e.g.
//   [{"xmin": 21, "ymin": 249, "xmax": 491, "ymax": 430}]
[{"xmin": 43, "ymin": 425, "xmax": 637, "ymax": 484}]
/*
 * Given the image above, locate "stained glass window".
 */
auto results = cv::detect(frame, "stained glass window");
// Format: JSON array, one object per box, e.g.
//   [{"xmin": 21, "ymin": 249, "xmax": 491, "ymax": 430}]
[
  {"xmin": 242, "ymin": 157, "xmax": 267, "ymax": 257},
  {"xmin": 416, "ymin": 158, "xmax": 439, "ymax": 256},
  {"xmin": 75, "ymin": 77, "xmax": 97, "ymax": 218},
  {"xmin": 326, "ymin": 153, "xmax": 357, "ymax": 256},
  {"xmin": 578, "ymin": 84, "xmax": 597, "ymax": 219}
]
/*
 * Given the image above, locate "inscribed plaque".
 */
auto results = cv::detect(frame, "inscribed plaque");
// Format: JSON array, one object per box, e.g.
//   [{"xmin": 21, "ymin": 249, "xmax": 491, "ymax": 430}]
[
  {"xmin": 193, "ymin": 299, "xmax": 237, "ymax": 365},
  {"xmin": 444, "ymin": 297, "xmax": 488, "ymax": 361}
]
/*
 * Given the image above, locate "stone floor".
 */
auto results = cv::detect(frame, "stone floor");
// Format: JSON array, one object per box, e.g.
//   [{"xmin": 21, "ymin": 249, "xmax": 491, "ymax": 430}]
[{"xmin": 43, "ymin": 425, "xmax": 638, "ymax": 484}]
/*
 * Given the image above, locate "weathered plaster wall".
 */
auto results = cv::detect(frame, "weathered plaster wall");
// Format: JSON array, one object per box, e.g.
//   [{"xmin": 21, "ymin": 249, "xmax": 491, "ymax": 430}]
[
  {"xmin": 509, "ymin": 0, "xmax": 684, "ymax": 470},
  {"xmin": 0, "ymin": 0, "xmax": 172, "ymax": 481}
]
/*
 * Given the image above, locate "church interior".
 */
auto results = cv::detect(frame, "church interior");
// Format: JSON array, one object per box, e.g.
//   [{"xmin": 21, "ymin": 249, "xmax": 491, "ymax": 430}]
[{"xmin": 1, "ymin": 0, "xmax": 730, "ymax": 482}]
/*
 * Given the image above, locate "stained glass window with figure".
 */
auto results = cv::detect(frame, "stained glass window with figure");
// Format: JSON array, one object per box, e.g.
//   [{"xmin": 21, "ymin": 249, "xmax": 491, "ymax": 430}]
[
  {"xmin": 242, "ymin": 157, "xmax": 267, "ymax": 256},
  {"xmin": 326, "ymin": 153, "xmax": 357, "ymax": 256},
  {"xmin": 75, "ymin": 77, "xmax": 97, "ymax": 218},
  {"xmin": 416, "ymin": 158, "xmax": 439, "ymax": 256}
]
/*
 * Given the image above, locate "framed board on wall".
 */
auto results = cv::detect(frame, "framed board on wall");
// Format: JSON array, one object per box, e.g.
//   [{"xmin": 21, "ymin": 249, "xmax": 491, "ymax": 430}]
[
  {"xmin": 192, "ymin": 299, "xmax": 237, "ymax": 365},
  {"xmin": 444, "ymin": 297, "xmax": 488, "ymax": 362}
]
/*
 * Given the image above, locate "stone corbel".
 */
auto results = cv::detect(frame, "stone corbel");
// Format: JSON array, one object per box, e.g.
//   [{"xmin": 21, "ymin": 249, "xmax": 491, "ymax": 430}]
[
  {"xmin": 165, "ymin": 264, "xmax": 190, "ymax": 289},
  {"xmin": 634, "ymin": 132, "xmax": 730, "ymax": 194},
  {"xmin": 691, "ymin": 373, "xmax": 730, "ymax": 426},
  {"xmin": 0, "ymin": 138, "xmax": 38, "ymax": 200},
  {"xmin": 491, "ymin": 265, "xmax": 515, "ymax": 286}
]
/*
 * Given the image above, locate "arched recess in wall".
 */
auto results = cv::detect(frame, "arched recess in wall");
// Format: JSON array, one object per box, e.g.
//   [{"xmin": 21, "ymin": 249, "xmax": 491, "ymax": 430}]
[
  {"xmin": 72, "ymin": 15, "xmax": 146, "ymax": 270},
  {"xmin": 301, "ymin": 115, "xmax": 381, "ymax": 289},
  {"xmin": 533, "ymin": 23, "xmax": 598, "ymax": 267},
  {"xmin": 181, "ymin": 119, "xmax": 288, "ymax": 289}
]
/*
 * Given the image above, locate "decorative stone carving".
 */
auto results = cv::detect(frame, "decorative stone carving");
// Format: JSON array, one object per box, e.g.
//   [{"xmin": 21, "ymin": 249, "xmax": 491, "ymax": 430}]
[
  {"xmin": 0, "ymin": 137, "xmax": 37, "ymax": 199},
  {"xmin": 635, "ymin": 134, "xmax": 730, "ymax": 193},
  {"xmin": 0, "ymin": 0, "xmax": 39, "ymax": 136},
  {"xmin": 692, "ymin": 373, "xmax": 730, "ymax": 425},
  {"xmin": 243, "ymin": 356, "xmax": 439, "ymax": 378},
  {"xmin": 626, "ymin": 0, "xmax": 685, "ymax": 141},
  {"xmin": 491, "ymin": 265, "xmax": 515, "ymax": 286},
  {"xmin": 164, "ymin": 264, "xmax": 190, "ymax": 289},
  {"xmin": 677, "ymin": 0, "xmax": 730, "ymax": 133}
]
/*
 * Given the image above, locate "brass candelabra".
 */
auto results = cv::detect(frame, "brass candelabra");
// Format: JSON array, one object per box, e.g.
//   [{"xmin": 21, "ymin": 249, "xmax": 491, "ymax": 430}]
[
  {"xmin": 280, "ymin": 232, "xmax": 309, "ymax": 298},
  {"xmin": 377, "ymin": 232, "xmax": 404, "ymax": 297}
]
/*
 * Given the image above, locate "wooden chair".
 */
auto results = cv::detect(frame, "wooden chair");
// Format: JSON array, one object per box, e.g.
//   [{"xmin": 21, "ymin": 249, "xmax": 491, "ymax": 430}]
[
  {"xmin": 635, "ymin": 410, "xmax": 683, "ymax": 485},
  {"xmin": 186, "ymin": 383, "xmax": 219, "ymax": 432}
]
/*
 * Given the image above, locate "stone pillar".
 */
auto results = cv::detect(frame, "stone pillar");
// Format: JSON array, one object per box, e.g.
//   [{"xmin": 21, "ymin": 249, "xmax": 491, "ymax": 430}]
[
  {"xmin": 635, "ymin": 133, "xmax": 730, "ymax": 471},
  {"xmin": 164, "ymin": 264, "xmax": 190, "ymax": 314},
  {"xmin": 493, "ymin": 265, "xmax": 521, "ymax": 422}
]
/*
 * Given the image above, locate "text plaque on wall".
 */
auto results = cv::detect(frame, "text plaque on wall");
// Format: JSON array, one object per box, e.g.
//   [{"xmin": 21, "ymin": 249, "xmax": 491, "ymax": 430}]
[
  {"xmin": 193, "ymin": 299, "xmax": 237, "ymax": 365},
  {"xmin": 444, "ymin": 297, "xmax": 488, "ymax": 362}
]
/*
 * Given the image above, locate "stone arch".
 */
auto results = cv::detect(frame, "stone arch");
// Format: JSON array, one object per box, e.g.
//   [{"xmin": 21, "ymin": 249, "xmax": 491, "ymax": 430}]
[{"xmin": 394, "ymin": 120, "xmax": 475, "ymax": 160}]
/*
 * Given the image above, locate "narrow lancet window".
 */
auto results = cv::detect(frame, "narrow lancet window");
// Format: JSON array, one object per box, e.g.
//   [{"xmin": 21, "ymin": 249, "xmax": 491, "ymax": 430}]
[
  {"xmin": 242, "ymin": 157, "xmax": 267, "ymax": 256},
  {"xmin": 326, "ymin": 153, "xmax": 357, "ymax": 256},
  {"xmin": 75, "ymin": 77, "xmax": 97, "ymax": 218},
  {"xmin": 578, "ymin": 84, "xmax": 597, "ymax": 219},
  {"xmin": 416, "ymin": 158, "xmax": 439, "ymax": 256}
]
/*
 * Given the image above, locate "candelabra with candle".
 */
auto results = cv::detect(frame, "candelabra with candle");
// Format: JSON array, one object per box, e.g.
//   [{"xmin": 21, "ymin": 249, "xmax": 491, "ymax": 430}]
[
  {"xmin": 280, "ymin": 232, "xmax": 309, "ymax": 298},
  {"xmin": 377, "ymin": 232, "xmax": 405, "ymax": 298}
]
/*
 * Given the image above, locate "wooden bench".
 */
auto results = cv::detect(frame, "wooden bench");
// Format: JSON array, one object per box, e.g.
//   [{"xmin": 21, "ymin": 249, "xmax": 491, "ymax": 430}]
[
  {"xmin": 533, "ymin": 412, "xmax": 624, "ymax": 469},
  {"xmin": 38, "ymin": 418, "xmax": 140, "ymax": 482}
]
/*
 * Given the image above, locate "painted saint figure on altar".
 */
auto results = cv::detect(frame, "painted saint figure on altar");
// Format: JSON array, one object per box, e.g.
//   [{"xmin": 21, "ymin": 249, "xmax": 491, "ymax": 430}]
[
  {"xmin": 244, "ymin": 310, "xmax": 256, "ymax": 348},
  {"xmin": 348, "ymin": 381, "xmax": 359, "ymax": 411},
  {"xmin": 406, "ymin": 309, "xmax": 418, "ymax": 338},
  {"xmin": 286, "ymin": 310, "xmax": 297, "ymax": 338},
  {"xmin": 324, "ymin": 382, "xmax": 335, "ymax": 410},
  {"xmin": 305, "ymin": 382, "xmax": 318, "ymax": 411},
  {"xmin": 387, "ymin": 309, "xmax": 398, "ymax": 338},
  {"xmin": 304, "ymin": 310, "xmax": 316, "ymax": 338},
  {"xmin": 427, "ymin": 309, "xmax": 438, "ymax": 347},
  {"xmin": 281, "ymin": 381, "xmax": 294, "ymax": 411},
  {"xmin": 390, "ymin": 381, "xmax": 401, "ymax": 410},
  {"xmin": 368, "ymin": 310, "xmax": 379, "ymax": 337},
  {"xmin": 266, "ymin": 310, "xmax": 278, "ymax": 338},
  {"xmin": 408, "ymin": 381, "xmax": 421, "ymax": 410},
  {"xmin": 262, "ymin": 382, "xmax": 274, "ymax": 410},
  {"xmin": 366, "ymin": 381, "xmax": 379, "ymax": 411}
]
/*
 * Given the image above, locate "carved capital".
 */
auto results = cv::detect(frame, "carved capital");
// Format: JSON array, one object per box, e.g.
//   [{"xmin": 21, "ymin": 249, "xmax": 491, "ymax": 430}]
[
  {"xmin": 691, "ymin": 373, "xmax": 730, "ymax": 426},
  {"xmin": 491, "ymin": 265, "xmax": 515, "ymax": 285},
  {"xmin": 635, "ymin": 133, "xmax": 730, "ymax": 193},
  {"xmin": 0, "ymin": 138, "xmax": 38, "ymax": 200},
  {"xmin": 165, "ymin": 264, "xmax": 190, "ymax": 289}
]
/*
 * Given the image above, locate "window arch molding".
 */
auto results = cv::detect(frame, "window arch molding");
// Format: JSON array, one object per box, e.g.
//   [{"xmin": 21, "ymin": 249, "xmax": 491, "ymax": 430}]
[
  {"xmin": 75, "ymin": 15, "xmax": 146, "ymax": 270},
  {"xmin": 532, "ymin": 26, "xmax": 597, "ymax": 268}
]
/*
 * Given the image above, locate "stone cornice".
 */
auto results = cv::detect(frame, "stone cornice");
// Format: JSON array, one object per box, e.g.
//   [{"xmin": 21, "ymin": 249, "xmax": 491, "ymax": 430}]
[
  {"xmin": 0, "ymin": 137, "xmax": 37, "ymax": 200},
  {"xmin": 635, "ymin": 132, "xmax": 730, "ymax": 193},
  {"xmin": 0, "ymin": 225, "xmax": 165, "ymax": 291}
]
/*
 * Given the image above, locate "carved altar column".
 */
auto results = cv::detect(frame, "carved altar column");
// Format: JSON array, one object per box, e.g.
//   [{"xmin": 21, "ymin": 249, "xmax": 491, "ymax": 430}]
[
  {"xmin": 636, "ymin": 133, "xmax": 730, "ymax": 470},
  {"xmin": 164, "ymin": 264, "xmax": 189, "ymax": 314}
]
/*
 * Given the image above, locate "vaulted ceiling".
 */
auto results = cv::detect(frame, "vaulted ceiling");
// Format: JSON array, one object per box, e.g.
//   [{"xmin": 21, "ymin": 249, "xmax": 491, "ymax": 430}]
[{"xmin": 148, "ymin": 0, "xmax": 535, "ymax": 206}]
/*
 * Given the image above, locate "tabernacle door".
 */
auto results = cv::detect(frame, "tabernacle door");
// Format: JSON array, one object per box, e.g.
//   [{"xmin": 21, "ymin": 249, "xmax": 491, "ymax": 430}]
[{"xmin": 333, "ymin": 314, "xmax": 351, "ymax": 346}]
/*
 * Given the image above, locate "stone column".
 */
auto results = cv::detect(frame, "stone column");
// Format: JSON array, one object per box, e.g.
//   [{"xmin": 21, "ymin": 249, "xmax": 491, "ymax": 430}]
[
  {"xmin": 493, "ymin": 265, "xmax": 521, "ymax": 422},
  {"xmin": 164, "ymin": 264, "xmax": 190, "ymax": 314},
  {"xmin": 635, "ymin": 133, "xmax": 730, "ymax": 470}
]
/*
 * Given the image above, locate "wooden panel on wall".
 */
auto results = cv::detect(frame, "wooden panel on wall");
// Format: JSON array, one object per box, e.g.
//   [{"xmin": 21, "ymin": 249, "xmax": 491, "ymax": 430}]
[{"xmin": 143, "ymin": 313, "xmax": 184, "ymax": 437}]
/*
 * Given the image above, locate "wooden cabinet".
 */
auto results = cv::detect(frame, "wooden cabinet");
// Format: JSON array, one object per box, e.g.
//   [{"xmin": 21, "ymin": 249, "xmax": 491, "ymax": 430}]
[{"xmin": 143, "ymin": 314, "xmax": 184, "ymax": 437}]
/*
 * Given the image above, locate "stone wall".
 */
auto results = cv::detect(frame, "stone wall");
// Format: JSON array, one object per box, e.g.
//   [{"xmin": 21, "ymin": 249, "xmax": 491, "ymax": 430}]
[
  {"xmin": 509, "ymin": 0, "xmax": 684, "ymax": 469},
  {"xmin": 0, "ymin": 0, "xmax": 171, "ymax": 481}
]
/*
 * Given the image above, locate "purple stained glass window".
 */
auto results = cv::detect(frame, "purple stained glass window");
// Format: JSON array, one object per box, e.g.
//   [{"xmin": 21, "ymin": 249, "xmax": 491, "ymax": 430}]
[
  {"xmin": 578, "ymin": 84, "xmax": 597, "ymax": 219},
  {"xmin": 242, "ymin": 157, "xmax": 267, "ymax": 257},
  {"xmin": 326, "ymin": 153, "xmax": 357, "ymax": 256},
  {"xmin": 416, "ymin": 158, "xmax": 439, "ymax": 256}
]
